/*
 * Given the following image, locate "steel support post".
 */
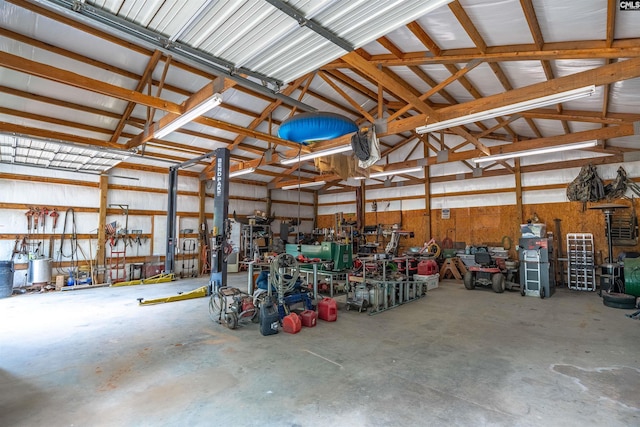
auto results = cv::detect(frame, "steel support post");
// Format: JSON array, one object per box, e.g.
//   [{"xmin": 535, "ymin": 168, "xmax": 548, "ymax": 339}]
[
  {"xmin": 210, "ymin": 148, "xmax": 230, "ymax": 293},
  {"xmin": 165, "ymin": 166, "xmax": 179, "ymax": 273}
]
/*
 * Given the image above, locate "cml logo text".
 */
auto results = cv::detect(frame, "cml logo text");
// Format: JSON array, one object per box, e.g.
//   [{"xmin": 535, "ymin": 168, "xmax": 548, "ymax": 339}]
[{"xmin": 620, "ymin": 1, "xmax": 640, "ymax": 10}]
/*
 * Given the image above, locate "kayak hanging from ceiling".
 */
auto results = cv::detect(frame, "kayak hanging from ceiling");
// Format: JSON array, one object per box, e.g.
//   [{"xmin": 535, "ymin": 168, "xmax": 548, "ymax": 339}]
[{"xmin": 278, "ymin": 112, "xmax": 358, "ymax": 144}]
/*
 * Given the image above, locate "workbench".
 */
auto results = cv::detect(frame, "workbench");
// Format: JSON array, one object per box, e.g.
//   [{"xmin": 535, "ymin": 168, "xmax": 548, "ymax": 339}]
[{"xmin": 300, "ymin": 265, "xmax": 347, "ymax": 297}]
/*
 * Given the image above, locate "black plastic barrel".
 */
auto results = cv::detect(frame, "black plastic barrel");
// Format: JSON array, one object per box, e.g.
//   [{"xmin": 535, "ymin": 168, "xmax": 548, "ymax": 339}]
[{"xmin": 0, "ymin": 260, "xmax": 14, "ymax": 298}]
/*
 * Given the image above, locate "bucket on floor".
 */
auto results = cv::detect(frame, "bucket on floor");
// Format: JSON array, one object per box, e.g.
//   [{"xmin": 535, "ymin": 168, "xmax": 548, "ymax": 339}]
[
  {"xmin": 259, "ymin": 300, "xmax": 279, "ymax": 336},
  {"xmin": 0, "ymin": 260, "xmax": 14, "ymax": 298},
  {"xmin": 318, "ymin": 297, "xmax": 337, "ymax": 322},
  {"xmin": 300, "ymin": 310, "xmax": 317, "ymax": 327},
  {"xmin": 27, "ymin": 258, "xmax": 51, "ymax": 285},
  {"xmin": 282, "ymin": 313, "xmax": 301, "ymax": 334}
]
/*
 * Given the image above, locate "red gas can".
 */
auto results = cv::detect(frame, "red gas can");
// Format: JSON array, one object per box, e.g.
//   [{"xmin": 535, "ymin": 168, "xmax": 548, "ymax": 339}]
[
  {"xmin": 418, "ymin": 259, "xmax": 438, "ymax": 276},
  {"xmin": 282, "ymin": 313, "xmax": 302, "ymax": 334},
  {"xmin": 318, "ymin": 298, "xmax": 337, "ymax": 322},
  {"xmin": 300, "ymin": 310, "xmax": 317, "ymax": 327}
]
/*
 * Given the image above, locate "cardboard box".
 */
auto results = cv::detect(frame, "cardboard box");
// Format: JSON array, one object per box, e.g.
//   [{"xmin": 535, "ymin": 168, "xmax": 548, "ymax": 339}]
[
  {"xmin": 255, "ymin": 238, "xmax": 266, "ymax": 247},
  {"xmin": 55, "ymin": 275, "xmax": 66, "ymax": 291},
  {"xmin": 414, "ymin": 273, "xmax": 439, "ymax": 290},
  {"xmin": 521, "ymin": 223, "xmax": 546, "ymax": 237}
]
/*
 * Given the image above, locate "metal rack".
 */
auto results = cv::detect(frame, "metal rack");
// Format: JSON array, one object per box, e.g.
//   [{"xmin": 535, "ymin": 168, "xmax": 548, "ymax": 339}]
[
  {"xmin": 346, "ymin": 257, "xmax": 427, "ymax": 315},
  {"xmin": 566, "ymin": 233, "xmax": 596, "ymax": 291},
  {"xmin": 241, "ymin": 224, "xmax": 270, "ymax": 259}
]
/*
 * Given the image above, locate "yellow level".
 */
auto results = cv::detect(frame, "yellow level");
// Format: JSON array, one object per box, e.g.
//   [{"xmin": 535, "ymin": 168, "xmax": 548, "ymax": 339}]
[
  {"xmin": 111, "ymin": 272, "xmax": 175, "ymax": 287},
  {"xmin": 137, "ymin": 285, "xmax": 209, "ymax": 305}
]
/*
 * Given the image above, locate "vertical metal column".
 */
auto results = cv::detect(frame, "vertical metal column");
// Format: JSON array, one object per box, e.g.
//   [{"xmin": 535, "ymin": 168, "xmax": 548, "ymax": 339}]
[
  {"xmin": 210, "ymin": 148, "xmax": 230, "ymax": 292},
  {"xmin": 165, "ymin": 166, "xmax": 179, "ymax": 273}
]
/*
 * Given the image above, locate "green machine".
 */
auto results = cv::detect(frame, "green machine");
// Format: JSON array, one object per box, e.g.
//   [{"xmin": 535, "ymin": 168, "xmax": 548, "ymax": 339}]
[
  {"xmin": 624, "ymin": 257, "xmax": 640, "ymax": 297},
  {"xmin": 286, "ymin": 242, "xmax": 353, "ymax": 271}
]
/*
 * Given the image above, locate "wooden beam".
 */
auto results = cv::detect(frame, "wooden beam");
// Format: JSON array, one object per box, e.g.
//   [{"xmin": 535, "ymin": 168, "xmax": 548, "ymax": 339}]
[
  {"xmin": 423, "ymin": 143, "xmax": 432, "ymax": 241},
  {"xmin": 111, "ymin": 50, "xmax": 163, "ymax": 143},
  {"xmin": 388, "ymin": 59, "xmax": 481, "ymax": 121},
  {"xmin": 0, "ymin": 51, "xmax": 182, "ymax": 114},
  {"xmin": 97, "ymin": 175, "xmax": 108, "ymax": 283},
  {"xmin": 449, "ymin": 1, "xmax": 487, "ymax": 53},
  {"xmin": 406, "ymin": 21, "xmax": 442, "ymax": 55},
  {"xmin": 389, "ymin": 57, "xmax": 640, "ymax": 134},
  {"xmin": 341, "ymin": 51, "xmax": 437, "ymax": 117},
  {"xmin": 606, "ymin": 0, "xmax": 616, "ymax": 48},
  {"xmin": 365, "ymin": 41, "xmax": 640, "ymax": 66},
  {"xmin": 520, "ymin": 0, "xmax": 544, "ymax": 50},
  {"xmin": 318, "ymin": 71, "xmax": 376, "ymax": 123}
]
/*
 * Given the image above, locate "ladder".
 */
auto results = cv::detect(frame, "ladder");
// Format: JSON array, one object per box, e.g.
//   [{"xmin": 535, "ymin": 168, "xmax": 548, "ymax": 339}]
[
  {"xmin": 522, "ymin": 249, "xmax": 542, "ymax": 296},
  {"xmin": 108, "ymin": 248, "xmax": 126, "ymax": 284}
]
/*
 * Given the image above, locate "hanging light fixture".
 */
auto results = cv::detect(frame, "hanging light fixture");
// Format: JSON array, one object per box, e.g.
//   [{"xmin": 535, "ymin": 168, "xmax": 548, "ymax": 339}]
[
  {"xmin": 416, "ymin": 85, "xmax": 596, "ymax": 134},
  {"xmin": 281, "ymin": 180, "xmax": 326, "ymax": 190},
  {"xmin": 472, "ymin": 140, "xmax": 599, "ymax": 163},
  {"xmin": 228, "ymin": 167, "xmax": 256, "ymax": 178},
  {"xmin": 154, "ymin": 93, "xmax": 223, "ymax": 138},
  {"xmin": 280, "ymin": 145, "xmax": 351, "ymax": 165},
  {"xmin": 355, "ymin": 166, "xmax": 423, "ymax": 179}
]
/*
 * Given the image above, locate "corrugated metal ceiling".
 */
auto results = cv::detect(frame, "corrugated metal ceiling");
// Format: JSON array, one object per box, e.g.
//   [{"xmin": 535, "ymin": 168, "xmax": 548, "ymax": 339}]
[{"xmin": 0, "ymin": 0, "xmax": 639, "ymax": 186}]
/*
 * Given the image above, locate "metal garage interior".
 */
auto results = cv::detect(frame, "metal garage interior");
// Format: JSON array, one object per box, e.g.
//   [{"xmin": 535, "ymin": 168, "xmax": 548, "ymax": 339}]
[{"xmin": 1, "ymin": 1, "xmax": 639, "ymax": 425}]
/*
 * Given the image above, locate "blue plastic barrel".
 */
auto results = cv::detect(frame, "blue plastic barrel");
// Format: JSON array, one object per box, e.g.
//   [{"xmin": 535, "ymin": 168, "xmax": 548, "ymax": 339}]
[{"xmin": 0, "ymin": 260, "xmax": 14, "ymax": 298}]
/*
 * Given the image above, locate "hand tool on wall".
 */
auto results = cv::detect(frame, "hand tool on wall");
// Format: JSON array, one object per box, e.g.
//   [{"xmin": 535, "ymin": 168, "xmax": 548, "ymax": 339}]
[
  {"xmin": 50, "ymin": 209, "xmax": 60, "ymax": 231},
  {"xmin": 40, "ymin": 207, "xmax": 49, "ymax": 252},
  {"xmin": 40, "ymin": 207, "xmax": 49, "ymax": 232},
  {"xmin": 33, "ymin": 207, "xmax": 41, "ymax": 233},
  {"xmin": 25, "ymin": 208, "xmax": 34, "ymax": 233},
  {"xmin": 11, "ymin": 236, "xmax": 20, "ymax": 260}
]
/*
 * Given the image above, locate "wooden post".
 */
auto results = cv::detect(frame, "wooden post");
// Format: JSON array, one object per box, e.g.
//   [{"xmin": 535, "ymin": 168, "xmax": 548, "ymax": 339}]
[
  {"xmin": 97, "ymin": 174, "xmax": 108, "ymax": 284},
  {"xmin": 514, "ymin": 158, "xmax": 524, "ymax": 258},
  {"xmin": 423, "ymin": 142, "xmax": 432, "ymax": 241}
]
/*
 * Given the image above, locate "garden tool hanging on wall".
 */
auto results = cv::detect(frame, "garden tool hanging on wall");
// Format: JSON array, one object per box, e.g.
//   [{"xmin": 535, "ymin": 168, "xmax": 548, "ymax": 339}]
[
  {"xmin": 25, "ymin": 207, "xmax": 35, "ymax": 234},
  {"xmin": 50, "ymin": 209, "xmax": 60, "ymax": 231},
  {"xmin": 33, "ymin": 207, "xmax": 41, "ymax": 233}
]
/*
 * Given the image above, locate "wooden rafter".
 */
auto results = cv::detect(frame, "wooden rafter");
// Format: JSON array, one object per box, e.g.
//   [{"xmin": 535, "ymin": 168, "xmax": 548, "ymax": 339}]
[
  {"xmin": 449, "ymin": 1, "xmax": 487, "ymax": 53},
  {"xmin": 111, "ymin": 50, "xmax": 163, "ymax": 144},
  {"xmin": 348, "ymin": 40, "xmax": 640, "ymax": 67},
  {"xmin": 318, "ymin": 71, "xmax": 376, "ymax": 123},
  {"xmin": 384, "ymin": 56, "xmax": 640, "ymax": 136}
]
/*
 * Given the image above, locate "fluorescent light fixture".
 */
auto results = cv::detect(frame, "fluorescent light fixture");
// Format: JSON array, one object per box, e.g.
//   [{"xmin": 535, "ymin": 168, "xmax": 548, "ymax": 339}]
[
  {"xmin": 228, "ymin": 167, "xmax": 256, "ymax": 178},
  {"xmin": 155, "ymin": 93, "xmax": 223, "ymax": 138},
  {"xmin": 472, "ymin": 140, "xmax": 598, "ymax": 164},
  {"xmin": 355, "ymin": 166, "xmax": 423, "ymax": 179},
  {"xmin": 416, "ymin": 85, "xmax": 596, "ymax": 134},
  {"xmin": 281, "ymin": 180, "xmax": 326, "ymax": 190},
  {"xmin": 280, "ymin": 145, "xmax": 351, "ymax": 165}
]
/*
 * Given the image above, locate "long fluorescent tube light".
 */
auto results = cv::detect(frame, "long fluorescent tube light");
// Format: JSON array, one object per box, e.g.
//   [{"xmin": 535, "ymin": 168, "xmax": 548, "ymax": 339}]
[
  {"xmin": 155, "ymin": 93, "xmax": 223, "ymax": 138},
  {"xmin": 355, "ymin": 166, "xmax": 423, "ymax": 179},
  {"xmin": 416, "ymin": 85, "xmax": 596, "ymax": 134},
  {"xmin": 280, "ymin": 145, "xmax": 351, "ymax": 165},
  {"xmin": 281, "ymin": 180, "xmax": 326, "ymax": 190},
  {"xmin": 472, "ymin": 141, "xmax": 598, "ymax": 164},
  {"xmin": 228, "ymin": 167, "xmax": 256, "ymax": 178}
]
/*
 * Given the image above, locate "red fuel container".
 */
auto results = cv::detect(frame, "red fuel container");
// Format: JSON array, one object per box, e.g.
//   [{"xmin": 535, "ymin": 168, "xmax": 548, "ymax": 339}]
[
  {"xmin": 282, "ymin": 313, "xmax": 301, "ymax": 334},
  {"xmin": 318, "ymin": 297, "xmax": 337, "ymax": 322},
  {"xmin": 418, "ymin": 259, "xmax": 438, "ymax": 276},
  {"xmin": 300, "ymin": 310, "xmax": 317, "ymax": 327}
]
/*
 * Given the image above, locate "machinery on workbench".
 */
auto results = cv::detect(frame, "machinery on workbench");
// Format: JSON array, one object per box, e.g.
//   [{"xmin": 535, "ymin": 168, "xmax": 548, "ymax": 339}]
[{"xmin": 285, "ymin": 241, "xmax": 353, "ymax": 271}]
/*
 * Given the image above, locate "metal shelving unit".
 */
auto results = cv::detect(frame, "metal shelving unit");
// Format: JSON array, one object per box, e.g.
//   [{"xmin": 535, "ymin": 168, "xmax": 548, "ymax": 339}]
[
  {"xmin": 566, "ymin": 233, "xmax": 596, "ymax": 291},
  {"xmin": 242, "ymin": 224, "xmax": 271, "ymax": 259}
]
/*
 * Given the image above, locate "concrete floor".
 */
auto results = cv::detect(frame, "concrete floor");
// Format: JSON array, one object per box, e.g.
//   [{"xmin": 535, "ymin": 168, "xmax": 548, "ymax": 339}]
[{"xmin": 1, "ymin": 273, "xmax": 639, "ymax": 427}]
